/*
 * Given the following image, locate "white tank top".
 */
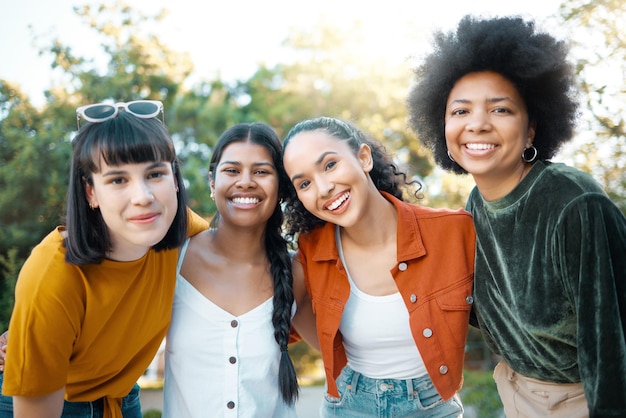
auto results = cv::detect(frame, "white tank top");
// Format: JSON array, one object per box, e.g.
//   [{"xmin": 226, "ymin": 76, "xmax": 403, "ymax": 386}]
[{"xmin": 336, "ymin": 226, "xmax": 428, "ymax": 379}]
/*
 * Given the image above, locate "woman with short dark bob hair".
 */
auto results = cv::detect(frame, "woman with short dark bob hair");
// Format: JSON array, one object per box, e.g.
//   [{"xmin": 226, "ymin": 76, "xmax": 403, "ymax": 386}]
[
  {"xmin": 65, "ymin": 110, "xmax": 190, "ymax": 263},
  {"xmin": 407, "ymin": 15, "xmax": 626, "ymax": 418},
  {"xmin": 0, "ymin": 102, "xmax": 209, "ymax": 417}
]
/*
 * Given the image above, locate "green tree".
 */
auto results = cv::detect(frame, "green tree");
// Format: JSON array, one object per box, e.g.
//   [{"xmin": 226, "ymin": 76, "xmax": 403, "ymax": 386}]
[
  {"xmin": 557, "ymin": 0, "xmax": 626, "ymax": 213},
  {"xmin": 0, "ymin": 1, "xmax": 204, "ymax": 325}
]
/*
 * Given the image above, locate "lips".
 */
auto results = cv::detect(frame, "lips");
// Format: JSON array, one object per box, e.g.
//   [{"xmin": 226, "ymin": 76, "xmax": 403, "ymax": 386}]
[
  {"xmin": 325, "ymin": 191, "xmax": 350, "ymax": 211},
  {"xmin": 129, "ymin": 212, "xmax": 159, "ymax": 223},
  {"xmin": 465, "ymin": 143, "xmax": 496, "ymax": 150},
  {"xmin": 231, "ymin": 196, "xmax": 260, "ymax": 204}
]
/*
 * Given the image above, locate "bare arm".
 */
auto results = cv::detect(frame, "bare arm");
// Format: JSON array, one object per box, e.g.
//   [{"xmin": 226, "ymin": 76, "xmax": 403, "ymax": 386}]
[
  {"xmin": 0, "ymin": 330, "xmax": 6, "ymax": 372},
  {"xmin": 291, "ymin": 258, "xmax": 320, "ymax": 351},
  {"xmin": 14, "ymin": 387, "xmax": 65, "ymax": 418}
]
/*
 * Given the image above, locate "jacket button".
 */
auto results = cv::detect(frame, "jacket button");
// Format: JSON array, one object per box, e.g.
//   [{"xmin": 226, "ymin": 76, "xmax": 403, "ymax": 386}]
[
  {"xmin": 466, "ymin": 295, "xmax": 474, "ymax": 304},
  {"xmin": 422, "ymin": 328, "xmax": 433, "ymax": 338},
  {"xmin": 230, "ymin": 320, "xmax": 238, "ymax": 328},
  {"xmin": 398, "ymin": 262, "xmax": 408, "ymax": 271},
  {"xmin": 229, "ymin": 356, "xmax": 237, "ymax": 364},
  {"xmin": 227, "ymin": 401, "xmax": 235, "ymax": 409},
  {"xmin": 410, "ymin": 294, "xmax": 417, "ymax": 303},
  {"xmin": 439, "ymin": 365, "xmax": 449, "ymax": 374}
]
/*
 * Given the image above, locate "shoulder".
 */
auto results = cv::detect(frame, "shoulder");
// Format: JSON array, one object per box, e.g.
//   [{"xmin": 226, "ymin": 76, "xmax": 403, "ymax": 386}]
[
  {"xmin": 23, "ymin": 228, "xmax": 70, "ymax": 273},
  {"xmin": 408, "ymin": 202, "xmax": 474, "ymax": 229},
  {"xmin": 186, "ymin": 208, "xmax": 211, "ymax": 237},
  {"xmin": 297, "ymin": 223, "xmax": 333, "ymax": 247},
  {"xmin": 538, "ymin": 162, "xmax": 605, "ymax": 196}
]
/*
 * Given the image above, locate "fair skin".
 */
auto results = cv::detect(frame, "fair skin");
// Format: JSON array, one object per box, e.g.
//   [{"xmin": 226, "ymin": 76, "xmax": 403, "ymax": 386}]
[
  {"xmin": 0, "ymin": 146, "xmax": 318, "ymax": 410},
  {"xmin": 283, "ymin": 131, "xmax": 400, "ymax": 297},
  {"xmin": 11, "ymin": 159, "xmax": 179, "ymax": 417},
  {"xmin": 445, "ymin": 71, "xmax": 536, "ymax": 201},
  {"xmin": 85, "ymin": 159, "xmax": 179, "ymax": 261}
]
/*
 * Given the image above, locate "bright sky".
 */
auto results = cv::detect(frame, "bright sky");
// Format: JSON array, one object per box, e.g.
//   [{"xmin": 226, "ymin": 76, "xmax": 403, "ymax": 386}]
[{"xmin": 1, "ymin": 0, "xmax": 562, "ymax": 107}]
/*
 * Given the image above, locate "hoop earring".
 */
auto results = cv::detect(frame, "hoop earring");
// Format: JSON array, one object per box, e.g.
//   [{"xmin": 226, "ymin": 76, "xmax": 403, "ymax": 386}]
[
  {"xmin": 447, "ymin": 150, "xmax": 455, "ymax": 162},
  {"xmin": 522, "ymin": 145, "xmax": 538, "ymax": 163}
]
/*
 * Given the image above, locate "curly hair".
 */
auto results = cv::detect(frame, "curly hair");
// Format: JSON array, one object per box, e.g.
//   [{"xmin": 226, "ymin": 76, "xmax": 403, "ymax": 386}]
[
  {"xmin": 282, "ymin": 116, "xmax": 420, "ymax": 238},
  {"xmin": 406, "ymin": 15, "xmax": 579, "ymax": 174}
]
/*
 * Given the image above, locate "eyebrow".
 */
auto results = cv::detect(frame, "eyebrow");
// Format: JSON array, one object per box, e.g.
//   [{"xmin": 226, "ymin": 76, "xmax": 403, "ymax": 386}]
[
  {"xmin": 101, "ymin": 161, "xmax": 167, "ymax": 177},
  {"xmin": 218, "ymin": 160, "xmax": 275, "ymax": 169},
  {"xmin": 449, "ymin": 96, "xmax": 512, "ymax": 105},
  {"xmin": 289, "ymin": 151, "xmax": 337, "ymax": 182}
]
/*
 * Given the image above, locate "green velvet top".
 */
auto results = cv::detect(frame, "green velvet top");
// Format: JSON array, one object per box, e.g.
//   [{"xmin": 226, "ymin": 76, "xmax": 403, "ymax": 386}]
[{"xmin": 467, "ymin": 161, "xmax": 626, "ymax": 417}]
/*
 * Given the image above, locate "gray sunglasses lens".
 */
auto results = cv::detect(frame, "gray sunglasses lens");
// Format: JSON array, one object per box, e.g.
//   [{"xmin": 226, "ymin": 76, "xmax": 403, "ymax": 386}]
[
  {"xmin": 83, "ymin": 104, "xmax": 116, "ymax": 119},
  {"xmin": 127, "ymin": 101, "xmax": 160, "ymax": 115}
]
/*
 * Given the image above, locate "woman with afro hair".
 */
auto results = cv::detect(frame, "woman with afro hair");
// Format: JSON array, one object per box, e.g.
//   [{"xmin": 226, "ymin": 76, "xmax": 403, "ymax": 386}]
[{"xmin": 407, "ymin": 15, "xmax": 626, "ymax": 418}]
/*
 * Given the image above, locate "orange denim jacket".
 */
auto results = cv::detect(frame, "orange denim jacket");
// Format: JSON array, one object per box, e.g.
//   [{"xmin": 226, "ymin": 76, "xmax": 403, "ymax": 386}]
[{"xmin": 296, "ymin": 192, "xmax": 476, "ymax": 400}]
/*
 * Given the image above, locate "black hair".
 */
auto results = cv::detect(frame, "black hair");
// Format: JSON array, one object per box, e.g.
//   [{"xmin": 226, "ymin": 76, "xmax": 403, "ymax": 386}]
[
  {"xmin": 282, "ymin": 116, "xmax": 419, "ymax": 237},
  {"xmin": 406, "ymin": 15, "xmax": 579, "ymax": 174},
  {"xmin": 65, "ymin": 111, "xmax": 188, "ymax": 265},
  {"xmin": 209, "ymin": 122, "xmax": 299, "ymax": 405}
]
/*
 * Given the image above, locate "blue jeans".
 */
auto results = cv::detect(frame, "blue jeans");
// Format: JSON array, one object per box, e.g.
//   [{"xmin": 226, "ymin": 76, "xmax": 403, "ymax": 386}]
[
  {"xmin": 321, "ymin": 366, "xmax": 463, "ymax": 418},
  {"xmin": 0, "ymin": 373, "xmax": 142, "ymax": 418}
]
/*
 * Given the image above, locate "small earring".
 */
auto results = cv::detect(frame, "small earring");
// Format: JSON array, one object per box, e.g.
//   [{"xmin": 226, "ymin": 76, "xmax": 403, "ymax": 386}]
[
  {"xmin": 522, "ymin": 145, "xmax": 538, "ymax": 163},
  {"xmin": 210, "ymin": 192, "xmax": 215, "ymax": 201},
  {"xmin": 89, "ymin": 202, "xmax": 95, "ymax": 210},
  {"xmin": 447, "ymin": 150, "xmax": 455, "ymax": 162}
]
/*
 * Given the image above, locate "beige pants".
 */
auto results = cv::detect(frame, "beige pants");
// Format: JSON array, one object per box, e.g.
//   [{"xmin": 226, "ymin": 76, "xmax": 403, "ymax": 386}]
[{"xmin": 493, "ymin": 361, "xmax": 589, "ymax": 417}]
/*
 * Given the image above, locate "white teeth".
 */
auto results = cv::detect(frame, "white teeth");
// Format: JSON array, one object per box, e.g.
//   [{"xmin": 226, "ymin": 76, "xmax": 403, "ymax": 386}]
[
  {"xmin": 232, "ymin": 197, "xmax": 259, "ymax": 204},
  {"xmin": 327, "ymin": 192, "xmax": 349, "ymax": 211},
  {"xmin": 466, "ymin": 143, "xmax": 496, "ymax": 150}
]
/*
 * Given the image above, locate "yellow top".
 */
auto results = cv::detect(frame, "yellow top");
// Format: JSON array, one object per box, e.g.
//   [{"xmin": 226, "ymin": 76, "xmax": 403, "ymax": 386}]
[{"xmin": 3, "ymin": 209, "xmax": 209, "ymax": 417}]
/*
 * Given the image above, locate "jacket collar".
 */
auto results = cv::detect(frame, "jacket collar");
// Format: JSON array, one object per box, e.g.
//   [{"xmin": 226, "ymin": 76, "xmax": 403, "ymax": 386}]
[{"xmin": 309, "ymin": 191, "xmax": 426, "ymax": 262}]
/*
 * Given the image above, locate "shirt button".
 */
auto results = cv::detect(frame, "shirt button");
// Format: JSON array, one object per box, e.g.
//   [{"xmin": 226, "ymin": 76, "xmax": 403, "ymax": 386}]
[
  {"xmin": 398, "ymin": 262, "xmax": 408, "ymax": 271},
  {"xmin": 439, "ymin": 365, "xmax": 449, "ymax": 375},
  {"xmin": 227, "ymin": 401, "xmax": 235, "ymax": 409},
  {"xmin": 230, "ymin": 320, "xmax": 238, "ymax": 328},
  {"xmin": 410, "ymin": 294, "xmax": 417, "ymax": 303},
  {"xmin": 422, "ymin": 328, "xmax": 433, "ymax": 338},
  {"xmin": 466, "ymin": 295, "xmax": 474, "ymax": 305},
  {"xmin": 229, "ymin": 356, "xmax": 237, "ymax": 364}
]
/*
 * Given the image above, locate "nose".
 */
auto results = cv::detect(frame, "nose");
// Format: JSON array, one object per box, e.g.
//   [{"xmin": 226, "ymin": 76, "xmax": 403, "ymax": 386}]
[
  {"xmin": 465, "ymin": 110, "xmax": 492, "ymax": 132},
  {"xmin": 316, "ymin": 175, "xmax": 334, "ymax": 198},
  {"xmin": 236, "ymin": 170, "xmax": 257, "ymax": 189},
  {"xmin": 131, "ymin": 181, "xmax": 155, "ymax": 205}
]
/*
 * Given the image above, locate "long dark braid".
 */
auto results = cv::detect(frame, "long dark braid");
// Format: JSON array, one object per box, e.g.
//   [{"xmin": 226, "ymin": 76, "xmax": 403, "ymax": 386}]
[
  {"xmin": 210, "ymin": 122, "xmax": 299, "ymax": 404},
  {"xmin": 265, "ymin": 203, "xmax": 300, "ymax": 405}
]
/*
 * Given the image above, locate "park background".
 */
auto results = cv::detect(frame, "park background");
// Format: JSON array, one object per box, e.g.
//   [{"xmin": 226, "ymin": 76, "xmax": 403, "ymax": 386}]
[{"xmin": 1, "ymin": 0, "xmax": 624, "ymax": 416}]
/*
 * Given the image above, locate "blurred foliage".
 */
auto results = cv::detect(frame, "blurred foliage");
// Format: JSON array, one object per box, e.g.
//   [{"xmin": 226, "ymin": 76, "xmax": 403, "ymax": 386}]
[
  {"xmin": 0, "ymin": 0, "xmax": 624, "ymax": 402},
  {"xmin": 460, "ymin": 369, "xmax": 504, "ymax": 418},
  {"xmin": 555, "ymin": 0, "xmax": 626, "ymax": 213}
]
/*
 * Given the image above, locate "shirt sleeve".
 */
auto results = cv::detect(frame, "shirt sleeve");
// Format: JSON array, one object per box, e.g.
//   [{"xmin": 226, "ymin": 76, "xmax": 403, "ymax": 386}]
[
  {"xmin": 186, "ymin": 208, "xmax": 210, "ymax": 237},
  {"xmin": 555, "ymin": 192, "xmax": 626, "ymax": 416},
  {"xmin": 4, "ymin": 247, "xmax": 81, "ymax": 396}
]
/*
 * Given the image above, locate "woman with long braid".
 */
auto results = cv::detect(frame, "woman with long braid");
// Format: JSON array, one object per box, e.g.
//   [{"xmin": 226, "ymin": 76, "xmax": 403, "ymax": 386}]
[{"xmin": 162, "ymin": 122, "xmax": 316, "ymax": 417}]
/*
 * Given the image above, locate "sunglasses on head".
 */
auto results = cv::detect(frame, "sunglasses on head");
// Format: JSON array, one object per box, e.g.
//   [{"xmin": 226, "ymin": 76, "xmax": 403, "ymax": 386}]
[{"xmin": 76, "ymin": 100, "xmax": 164, "ymax": 130}]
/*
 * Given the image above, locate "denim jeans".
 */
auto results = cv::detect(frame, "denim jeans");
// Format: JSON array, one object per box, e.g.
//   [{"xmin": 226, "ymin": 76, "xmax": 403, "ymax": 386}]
[
  {"xmin": 0, "ymin": 373, "xmax": 142, "ymax": 418},
  {"xmin": 320, "ymin": 366, "xmax": 463, "ymax": 418}
]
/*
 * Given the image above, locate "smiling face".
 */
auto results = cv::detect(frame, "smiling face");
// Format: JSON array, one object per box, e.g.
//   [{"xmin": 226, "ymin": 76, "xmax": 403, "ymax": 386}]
[
  {"xmin": 282, "ymin": 129, "xmax": 373, "ymax": 228},
  {"xmin": 85, "ymin": 159, "xmax": 179, "ymax": 261},
  {"xmin": 445, "ymin": 71, "xmax": 535, "ymax": 199},
  {"xmin": 210, "ymin": 141, "xmax": 279, "ymax": 229}
]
